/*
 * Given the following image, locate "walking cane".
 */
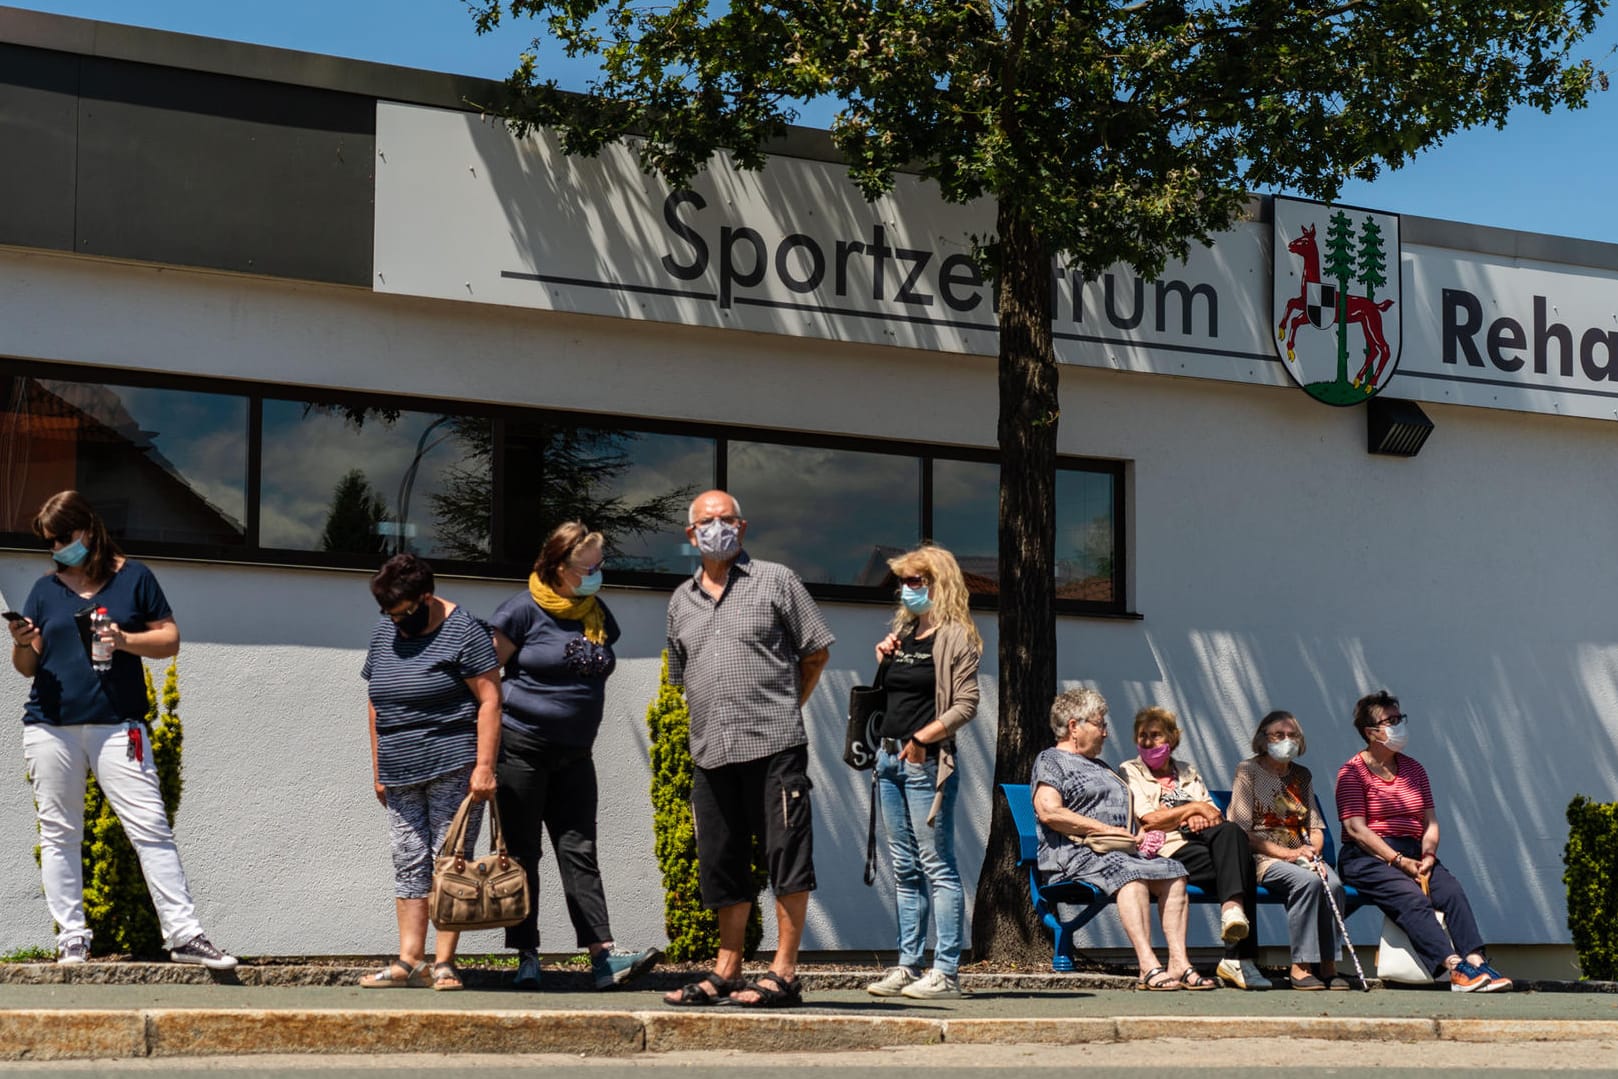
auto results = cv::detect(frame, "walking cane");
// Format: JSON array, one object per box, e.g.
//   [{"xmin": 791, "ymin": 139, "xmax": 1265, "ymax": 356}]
[{"xmin": 1304, "ymin": 851, "xmax": 1371, "ymax": 992}]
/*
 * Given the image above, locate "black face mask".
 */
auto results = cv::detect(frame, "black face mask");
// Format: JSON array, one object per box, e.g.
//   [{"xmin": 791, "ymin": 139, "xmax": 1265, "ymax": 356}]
[{"xmin": 394, "ymin": 601, "xmax": 432, "ymax": 637}]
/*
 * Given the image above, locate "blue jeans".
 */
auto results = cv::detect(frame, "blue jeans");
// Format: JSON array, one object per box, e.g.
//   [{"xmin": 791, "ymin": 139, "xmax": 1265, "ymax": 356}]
[{"xmin": 875, "ymin": 747, "xmax": 962, "ymax": 975}]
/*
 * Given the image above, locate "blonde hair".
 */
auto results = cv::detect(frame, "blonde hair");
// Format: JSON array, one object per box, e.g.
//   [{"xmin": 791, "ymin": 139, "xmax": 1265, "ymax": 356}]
[
  {"xmin": 1133, "ymin": 706, "xmax": 1182, "ymax": 750},
  {"xmin": 887, "ymin": 544, "xmax": 982, "ymax": 651}
]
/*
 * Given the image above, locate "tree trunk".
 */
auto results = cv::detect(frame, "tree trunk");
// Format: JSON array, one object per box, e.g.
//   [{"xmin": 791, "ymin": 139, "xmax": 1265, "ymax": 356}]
[{"xmin": 970, "ymin": 203, "xmax": 1060, "ymax": 966}]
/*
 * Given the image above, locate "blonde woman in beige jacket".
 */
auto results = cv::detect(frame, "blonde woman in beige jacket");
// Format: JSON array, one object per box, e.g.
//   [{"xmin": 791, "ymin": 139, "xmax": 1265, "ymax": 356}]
[{"xmin": 863, "ymin": 545, "xmax": 982, "ymax": 1002}]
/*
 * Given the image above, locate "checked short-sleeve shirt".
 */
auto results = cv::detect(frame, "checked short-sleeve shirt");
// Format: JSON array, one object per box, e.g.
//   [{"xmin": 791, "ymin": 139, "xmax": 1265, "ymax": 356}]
[{"xmin": 666, "ymin": 553, "xmax": 836, "ymax": 769}]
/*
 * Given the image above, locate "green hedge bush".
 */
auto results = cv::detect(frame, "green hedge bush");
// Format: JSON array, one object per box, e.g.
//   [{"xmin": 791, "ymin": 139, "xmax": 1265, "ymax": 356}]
[
  {"xmin": 1565, "ymin": 794, "xmax": 1618, "ymax": 981},
  {"xmin": 646, "ymin": 652, "xmax": 764, "ymax": 961},
  {"xmin": 36, "ymin": 661, "xmax": 183, "ymax": 958}
]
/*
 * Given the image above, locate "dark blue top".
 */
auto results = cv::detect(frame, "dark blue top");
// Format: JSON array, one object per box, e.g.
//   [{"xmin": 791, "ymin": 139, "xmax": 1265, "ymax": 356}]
[
  {"xmin": 21, "ymin": 560, "xmax": 173, "ymax": 727},
  {"xmin": 362, "ymin": 605, "xmax": 500, "ymax": 787},
  {"xmin": 490, "ymin": 593, "xmax": 619, "ymax": 747}
]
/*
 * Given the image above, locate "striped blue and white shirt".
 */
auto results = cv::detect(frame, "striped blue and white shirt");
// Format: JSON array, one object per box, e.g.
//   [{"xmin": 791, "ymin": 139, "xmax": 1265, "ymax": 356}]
[{"xmin": 362, "ymin": 605, "xmax": 499, "ymax": 787}]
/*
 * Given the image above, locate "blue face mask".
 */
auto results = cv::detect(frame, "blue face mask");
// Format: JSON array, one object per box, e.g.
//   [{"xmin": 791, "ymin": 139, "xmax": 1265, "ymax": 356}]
[
  {"xmin": 52, "ymin": 537, "xmax": 88, "ymax": 567},
  {"xmin": 900, "ymin": 584, "xmax": 933, "ymax": 614},
  {"xmin": 574, "ymin": 570, "xmax": 603, "ymax": 597}
]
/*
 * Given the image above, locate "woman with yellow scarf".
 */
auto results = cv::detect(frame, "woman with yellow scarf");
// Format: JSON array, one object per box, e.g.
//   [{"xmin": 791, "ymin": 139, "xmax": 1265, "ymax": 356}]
[{"xmin": 489, "ymin": 522, "xmax": 660, "ymax": 992}]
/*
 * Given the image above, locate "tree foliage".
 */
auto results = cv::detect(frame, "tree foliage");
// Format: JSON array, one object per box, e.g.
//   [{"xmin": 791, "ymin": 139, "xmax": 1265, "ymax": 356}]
[{"xmin": 472, "ymin": 0, "xmax": 1606, "ymax": 959}]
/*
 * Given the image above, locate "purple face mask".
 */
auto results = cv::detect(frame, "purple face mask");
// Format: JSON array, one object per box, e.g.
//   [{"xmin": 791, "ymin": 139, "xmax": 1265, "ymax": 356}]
[{"xmin": 1139, "ymin": 743, "xmax": 1173, "ymax": 770}]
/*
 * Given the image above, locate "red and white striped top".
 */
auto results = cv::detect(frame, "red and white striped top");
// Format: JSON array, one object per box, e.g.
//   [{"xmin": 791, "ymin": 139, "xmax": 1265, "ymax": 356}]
[{"xmin": 1334, "ymin": 752, "xmax": 1433, "ymax": 839}]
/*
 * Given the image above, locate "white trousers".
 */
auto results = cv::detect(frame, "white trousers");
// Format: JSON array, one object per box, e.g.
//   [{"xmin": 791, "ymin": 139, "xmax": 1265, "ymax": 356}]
[{"xmin": 23, "ymin": 722, "xmax": 203, "ymax": 950}]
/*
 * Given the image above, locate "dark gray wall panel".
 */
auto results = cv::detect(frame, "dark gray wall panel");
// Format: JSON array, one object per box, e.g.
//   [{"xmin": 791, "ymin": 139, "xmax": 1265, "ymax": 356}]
[
  {"xmin": 73, "ymin": 56, "xmax": 374, "ymax": 285},
  {"xmin": 0, "ymin": 43, "xmax": 78, "ymax": 252}
]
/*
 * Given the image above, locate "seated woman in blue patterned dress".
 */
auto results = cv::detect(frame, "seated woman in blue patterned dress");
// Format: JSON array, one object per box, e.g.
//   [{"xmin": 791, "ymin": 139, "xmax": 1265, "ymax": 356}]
[{"xmin": 1032, "ymin": 687, "xmax": 1209, "ymax": 991}]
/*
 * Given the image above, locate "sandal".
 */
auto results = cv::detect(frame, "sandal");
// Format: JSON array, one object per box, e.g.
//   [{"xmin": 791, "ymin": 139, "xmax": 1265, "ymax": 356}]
[
  {"xmin": 433, "ymin": 962, "xmax": 464, "ymax": 992},
  {"xmin": 1179, "ymin": 967, "xmax": 1218, "ymax": 991},
  {"xmin": 359, "ymin": 959, "xmax": 430, "ymax": 989},
  {"xmin": 664, "ymin": 972, "xmax": 743, "ymax": 1007},
  {"xmin": 1137, "ymin": 966, "xmax": 1182, "ymax": 991},
  {"xmin": 732, "ymin": 971, "xmax": 805, "ymax": 1008}
]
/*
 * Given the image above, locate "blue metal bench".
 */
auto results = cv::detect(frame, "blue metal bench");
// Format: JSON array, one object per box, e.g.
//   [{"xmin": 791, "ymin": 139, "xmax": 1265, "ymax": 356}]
[{"xmin": 1000, "ymin": 781, "xmax": 1364, "ymax": 972}]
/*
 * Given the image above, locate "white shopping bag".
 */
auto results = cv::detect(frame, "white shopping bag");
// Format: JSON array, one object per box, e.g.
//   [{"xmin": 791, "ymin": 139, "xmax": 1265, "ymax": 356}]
[{"xmin": 1376, "ymin": 911, "xmax": 1448, "ymax": 984}]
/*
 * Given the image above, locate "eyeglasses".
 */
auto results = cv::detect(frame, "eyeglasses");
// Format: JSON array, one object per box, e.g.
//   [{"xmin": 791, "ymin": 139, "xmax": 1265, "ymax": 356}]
[
  {"xmin": 381, "ymin": 599, "xmax": 424, "ymax": 622},
  {"xmin": 1377, "ymin": 714, "xmax": 1408, "ymax": 728},
  {"xmin": 1265, "ymin": 729, "xmax": 1300, "ymax": 743},
  {"xmin": 1076, "ymin": 717, "xmax": 1108, "ymax": 734},
  {"xmin": 899, "ymin": 576, "xmax": 927, "ymax": 588},
  {"xmin": 691, "ymin": 515, "xmax": 741, "ymax": 528}
]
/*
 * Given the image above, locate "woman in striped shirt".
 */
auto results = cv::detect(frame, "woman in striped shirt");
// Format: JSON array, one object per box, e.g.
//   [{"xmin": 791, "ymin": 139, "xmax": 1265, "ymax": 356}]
[
  {"xmin": 360, "ymin": 553, "xmax": 501, "ymax": 991},
  {"xmin": 1335, "ymin": 690, "xmax": 1511, "ymax": 993}
]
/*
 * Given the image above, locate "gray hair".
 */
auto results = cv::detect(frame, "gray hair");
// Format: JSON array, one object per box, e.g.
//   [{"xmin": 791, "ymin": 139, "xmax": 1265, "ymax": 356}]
[
  {"xmin": 1250, "ymin": 710, "xmax": 1308, "ymax": 757},
  {"xmin": 688, "ymin": 493, "xmax": 744, "ymax": 525},
  {"xmin": 1049, "ymin": 687, "xmax": 1107, "ymax": 740}
]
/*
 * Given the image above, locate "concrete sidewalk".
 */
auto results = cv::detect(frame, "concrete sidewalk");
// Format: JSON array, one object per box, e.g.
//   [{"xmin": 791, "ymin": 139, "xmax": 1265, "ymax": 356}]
[{"xmin": 1, "ymin": 965, "xmax": 1616, "ymax": 1061}]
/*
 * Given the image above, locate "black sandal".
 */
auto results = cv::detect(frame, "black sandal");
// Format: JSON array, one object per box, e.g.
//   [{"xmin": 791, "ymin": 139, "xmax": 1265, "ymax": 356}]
[
  {"xmin": 1137, "ymin": 966, "xmax": 1181, "ymax": 991},
  {"xmin": 664, "ymin": 972, "xmax": 742, "ymax": 1006},
  {"xmin": 732, "ymin": 971, "xmax": 804, "ymax": 1008}
]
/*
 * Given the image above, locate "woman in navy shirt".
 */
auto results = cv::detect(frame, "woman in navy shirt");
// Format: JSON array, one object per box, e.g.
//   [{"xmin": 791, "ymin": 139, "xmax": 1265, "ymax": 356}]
[
  {"xmin": 361, "ymin": 553, "xmax": 500, "ymax": 991},
  {"xmin": 491, "ymin": 522, "xmax": 659, "ymax": 991},
  {"xmin": 8, "ymin": 490, "xmax": 235, "ymax": 969}
]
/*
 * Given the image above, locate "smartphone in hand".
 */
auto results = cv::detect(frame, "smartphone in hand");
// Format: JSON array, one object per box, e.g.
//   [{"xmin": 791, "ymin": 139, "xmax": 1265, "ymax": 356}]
[{"xmin": 1, "ymin": 611, "xmax": 25, "ymax": 623}]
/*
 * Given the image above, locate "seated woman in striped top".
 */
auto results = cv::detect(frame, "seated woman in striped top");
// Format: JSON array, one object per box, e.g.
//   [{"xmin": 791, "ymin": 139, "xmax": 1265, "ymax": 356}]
[
  {"xmin": 360, "ymin": 553, "xmax": 501, "ymax": 991},
  {"xmin": 1335, "ymin": 690, "xmax": 1512, "ymax": 993}
]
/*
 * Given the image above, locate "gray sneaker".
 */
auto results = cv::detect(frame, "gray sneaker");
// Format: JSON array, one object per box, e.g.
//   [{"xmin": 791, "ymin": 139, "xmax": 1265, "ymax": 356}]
[
  {"xmin": 513, "ymin": 949, "xmax": 541, "ymax": 990},
  {"xmin": 899, "ymin": 968, "xmax": 962, "ymax": 999},
  {"xmin": 170, "ymin": 933, "xmax": 238, "ymax": 971},
  {"xmin": 591, "ymin": 947, "xmax": 661, "ymax": 990},
  {"xmin": 57, "ymin": 938, "xmax": 89, "ymax": 965},
  {"xmin": 866, "ymin": 965, "xmax": 921, "ymax": 997}
]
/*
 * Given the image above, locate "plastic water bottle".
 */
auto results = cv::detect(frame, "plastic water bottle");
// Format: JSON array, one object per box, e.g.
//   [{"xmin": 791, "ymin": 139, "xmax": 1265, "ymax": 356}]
[{"xmin": 90, "ymin": 607, "xmax": 113, "ymax": 672}]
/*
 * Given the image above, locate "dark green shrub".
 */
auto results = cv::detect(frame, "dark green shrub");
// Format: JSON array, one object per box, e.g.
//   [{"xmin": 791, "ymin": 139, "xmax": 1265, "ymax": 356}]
[
  {"xmin": 1564, "ymin": 794, "xmax": 1618, "ymax": 980},
  {"xmin": 646, "ymin": 652, "xmax": 764, "ymax": 961},
  {"xmin": 74, "ymin": 662, "xmax": 183, "ymax": 957}
]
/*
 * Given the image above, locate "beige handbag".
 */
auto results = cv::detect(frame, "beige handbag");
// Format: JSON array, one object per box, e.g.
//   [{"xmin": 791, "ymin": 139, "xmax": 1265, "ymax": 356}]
[
  {"xmin": 428, "ymin": 793, "xmax": 530, "ymax": 931},
  {"xmin": 1082, "ymin": 833, "xmax": 1140, "ymax": 854}
]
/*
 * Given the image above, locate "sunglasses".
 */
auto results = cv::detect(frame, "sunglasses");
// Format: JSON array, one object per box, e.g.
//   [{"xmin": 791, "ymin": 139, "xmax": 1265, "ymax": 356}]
[{"xmin": 899, "ymin": 576, "xmax": 927, "ymax": 587}]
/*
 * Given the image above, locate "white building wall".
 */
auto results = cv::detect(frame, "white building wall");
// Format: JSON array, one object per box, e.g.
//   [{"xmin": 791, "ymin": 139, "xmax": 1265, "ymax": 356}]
[{"xmin": 0, "ymin": 246, "xmax": 1612, "ymax": 955}]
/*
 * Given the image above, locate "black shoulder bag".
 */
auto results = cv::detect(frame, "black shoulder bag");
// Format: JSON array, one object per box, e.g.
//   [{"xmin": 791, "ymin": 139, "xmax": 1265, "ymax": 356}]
[{"xmin": 845, "ymin": 654, "xmax": 894, "ymax": 885}]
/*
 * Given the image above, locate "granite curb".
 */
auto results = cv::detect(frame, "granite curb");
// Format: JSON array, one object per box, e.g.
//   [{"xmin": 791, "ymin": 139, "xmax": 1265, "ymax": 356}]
[{"xmin": 2, "ymin": 1008, "xmax": 1618, "ymax": 1061}]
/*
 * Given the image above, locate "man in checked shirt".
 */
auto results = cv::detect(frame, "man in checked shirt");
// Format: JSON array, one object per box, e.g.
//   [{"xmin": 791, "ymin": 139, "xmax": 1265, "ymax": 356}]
[{"xmin": 662, "ymin": 489, "xmax": 834, "ymax": 1009}]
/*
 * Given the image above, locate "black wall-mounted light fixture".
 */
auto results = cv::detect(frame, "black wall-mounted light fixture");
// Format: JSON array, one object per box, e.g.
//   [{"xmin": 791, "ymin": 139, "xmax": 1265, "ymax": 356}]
[{"xmin": 1367, "ymin": 397, "xmax": 1434, "ymax": 457}]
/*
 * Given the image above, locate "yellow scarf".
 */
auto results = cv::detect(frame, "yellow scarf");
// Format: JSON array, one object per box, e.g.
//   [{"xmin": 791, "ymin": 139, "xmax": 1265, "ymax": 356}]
[{"xmin": 529, "ymin": 573, "xmax": 606, "ymax": 644}]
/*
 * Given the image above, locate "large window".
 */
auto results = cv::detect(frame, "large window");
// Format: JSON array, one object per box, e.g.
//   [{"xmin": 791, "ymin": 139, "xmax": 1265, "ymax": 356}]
[{"xmin": 0, "ymin": 360, "xmax": 1129, "ymax": 615}]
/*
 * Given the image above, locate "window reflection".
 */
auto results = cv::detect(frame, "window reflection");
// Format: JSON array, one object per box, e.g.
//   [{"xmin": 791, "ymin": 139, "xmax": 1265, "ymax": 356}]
[
  {"xmin": 500, "ymin": 423, "xmax": 707, "ymax": 571},
  {"xmin": 1056, "ymin": 470, "xmax": 1117, "ymax": 603},
  {"xmin": 932, "ymin": 459, "xmax": 1118, "ymax": 604},
  {"xmin": 260, "ymin": 402, "xmax": 492, "ymax": 559},
  {"xmin": 0, "ymin": 377, "xmax": 247, "ymax": 545},
  {"xmin": 728, "ymin": 442, "xmax": 920, "ymax": 586},
  {"xmin": 930, "ymin": 458, "xmax": 1000, "ymax": 594}
]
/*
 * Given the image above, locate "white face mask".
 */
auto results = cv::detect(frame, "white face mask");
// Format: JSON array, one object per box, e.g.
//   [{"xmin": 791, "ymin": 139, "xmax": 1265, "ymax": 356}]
[
  {"xmin": 1266, "ymin": 738, "xmax": 1300, "ymax": 763},
  {"xmin": 1379, "ymin": 724, "xmax": 1408, "ymax": 752}
]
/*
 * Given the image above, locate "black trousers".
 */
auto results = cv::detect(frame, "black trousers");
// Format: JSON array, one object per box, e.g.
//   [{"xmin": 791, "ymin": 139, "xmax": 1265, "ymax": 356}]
[
  {"xmin": 1169, "ymin": 821, "xmax": 1259, "ymax": 959},
  {"xmin": 495, "ymin": 725, "xmax": 612, "ymax": 951}
]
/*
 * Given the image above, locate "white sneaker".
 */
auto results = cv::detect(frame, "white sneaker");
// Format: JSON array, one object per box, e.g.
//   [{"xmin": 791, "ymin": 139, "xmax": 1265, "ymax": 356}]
[
  {"xmin": 899, "ymin": 968, "xmax": 962, "ymax": 999},
  {"xmin": 57, "ymin": 938, "xmax": 89, "ymax": 965},
  {"xmin": 1220, "ymin": 907, "xmax": 1251, "ymax": 944},
  {"xmin": 866, "ymin": 965, "xmax": 920, "ymax": 997},
  {"xmin": 1216, "ymin": 957, "xmax": 1273, "ymax": 990}
]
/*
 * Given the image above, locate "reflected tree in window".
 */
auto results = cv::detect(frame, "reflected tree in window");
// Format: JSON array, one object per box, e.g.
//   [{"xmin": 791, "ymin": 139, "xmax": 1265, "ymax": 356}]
[
  {"xmin": 499, "ymin": 423, "xmax": 700, "ymax": 569},
  {"xmin": 319, "ymin": 469, "xmax": 390, "ymax": 555}
]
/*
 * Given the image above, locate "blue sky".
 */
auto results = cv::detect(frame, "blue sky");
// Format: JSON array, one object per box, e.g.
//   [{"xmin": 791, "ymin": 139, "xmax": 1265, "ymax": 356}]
[{"xmin": 7, "ymin": 0, "xmax": 1618, "ymax": 244}]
